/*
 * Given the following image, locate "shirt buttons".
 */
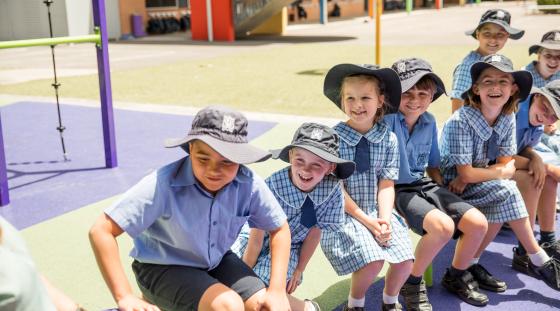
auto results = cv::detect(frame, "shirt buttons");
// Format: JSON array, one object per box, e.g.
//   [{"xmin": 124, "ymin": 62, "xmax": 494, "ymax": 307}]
[
  {"xmin": 210, "ymin": 243, "xmax": 215, "ymax": 248},
  {"xmin": 213, "ymin": 221, "xmax": 217, "ymax": 226}
]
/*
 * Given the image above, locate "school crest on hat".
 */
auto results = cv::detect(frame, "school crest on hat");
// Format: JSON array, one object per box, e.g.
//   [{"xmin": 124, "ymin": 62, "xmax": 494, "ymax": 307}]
[
  {"xmin": 465, "ymin": 9, "xmax": 524, "ymax": 40},
  {"xmin": 390, "ymin": 57, "xmax": 447, "ymax": 102},
  {"xmin": 529, "ymin": 30, "xmax": 560, "ymax": 55}
]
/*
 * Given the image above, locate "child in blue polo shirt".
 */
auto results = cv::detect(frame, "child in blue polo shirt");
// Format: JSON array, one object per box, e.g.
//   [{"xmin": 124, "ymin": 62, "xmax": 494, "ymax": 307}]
[
  {"xmin": 524, "ymin": 30, "xmax": 560, "ymax": 88},
  {"xmin": 384, "ymin": 58, "xmax": 489, "ymax": 309},
  {"xmin": 89, "ymin": 106, "xmax": 291, "ymax": 311},
  {"xmin": 233, "ymin": 122, "xmax": 356, "ymax": 311},
  {"xmin": 513, "ymin": 80, "xmax": 560, "ymax": 265},
  {"xmin": 440, "ymin": 54, "xmax": 560, "ymax": 292},
  {"xmin": 322, "ymin": 64, "xmax": 414, "ymax": 311},
  {"xmin": 450, "ymin": 9, "xmax": 524, "ymax": 113}
]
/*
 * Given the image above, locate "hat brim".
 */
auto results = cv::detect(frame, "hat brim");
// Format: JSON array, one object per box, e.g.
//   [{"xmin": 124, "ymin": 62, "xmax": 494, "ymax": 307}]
[
  {"xmin": 165, "ymin": 135, "xmax": 271, "ymax": 164},
  {"xmin": 531, "ymin": 87, "xmax": 560, "ymax": 119},
  {"xmin": 324, "ymin": 64, "xmax": 402, "ymax": 114},
  {"xmin": 465, "ymin": 21, "xmax": 524, "ymax": 40},
  {"xmin": 462, "ymin": 62, "xmax": 533, "ymax": 101},
  {"xmin": 400, "ymin": 72, "xmax": 447, "ymax": 102},
  {"xmin": 271, "ymin": 144, "xmax": 356, "ymax": 179},
  {"xmin": 529, "ymin": 43, "xmax": 560, "ymax": 55}
]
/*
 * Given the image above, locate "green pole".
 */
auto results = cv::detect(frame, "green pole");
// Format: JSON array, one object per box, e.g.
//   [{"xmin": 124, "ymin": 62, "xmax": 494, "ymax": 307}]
[
  {"xmin": 406, "ymin": 0, "xmax": 413, "ymax": 13},
  {"xmin": 0, "ymin": 27, "xmax": 101, "ymax": 49},
  {"xmin": 475, "ymin": 0, "xmax": 480, "ymax": 3}
]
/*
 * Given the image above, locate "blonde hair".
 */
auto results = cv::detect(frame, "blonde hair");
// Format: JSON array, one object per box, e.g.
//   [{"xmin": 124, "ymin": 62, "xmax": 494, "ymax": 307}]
[
  {"xmin": 463, "ymin": 85, "xmax": 520, "ymax": 115},
  {"xmin": 339, "ymin": 74, "xmax": 387, "ymax": 123}
]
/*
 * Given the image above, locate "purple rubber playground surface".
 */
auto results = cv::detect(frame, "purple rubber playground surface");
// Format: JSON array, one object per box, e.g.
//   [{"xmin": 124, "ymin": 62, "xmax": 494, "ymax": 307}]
[{"xmin": 0, "ymin": 101, "xmax": 276, "ymax": 229}]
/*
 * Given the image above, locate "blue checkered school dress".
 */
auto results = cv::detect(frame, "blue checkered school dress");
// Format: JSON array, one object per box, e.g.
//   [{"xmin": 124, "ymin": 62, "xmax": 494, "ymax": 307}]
[
  {"xmin": 321, "ymin": 122, "xmax": 414, "ymax": 276},
  {"xmin": 450, "ymin": 51, "xmax": 484, "ymax": 100},
  {"xmin": 232, "ymin": 167, "xmax": 345, "ymax": 285},
  {"xmin": 439, "ymin": 106, "xmax": 528, "ymax": 223},
  {"xmin": 523, "ymin": 61, "xmax": 560, "ymax": 88}
]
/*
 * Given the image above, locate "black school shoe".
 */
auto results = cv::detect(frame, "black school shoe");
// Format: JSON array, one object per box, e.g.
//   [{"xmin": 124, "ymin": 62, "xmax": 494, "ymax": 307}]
[
  {"xmin": 541, "ymin": 241, "xmax": 560, "ymax": 261},
  {"xmin": 512, "ymin": 247, "xmax": 560, "ymax": 291},
  {"xmin": 400, "ymin": 280, "xmax": 432, "ymax": 311},
  {"xmin": 381, "ymin": 302, "xmax": 403, "ymax": 311},
  {"xmin": 467, "ymin": 264, "xmax": 507, "ymax": 292},
  {"xmin": 441, "ymin": 269, "xmax": 489, "ymax": 306}
]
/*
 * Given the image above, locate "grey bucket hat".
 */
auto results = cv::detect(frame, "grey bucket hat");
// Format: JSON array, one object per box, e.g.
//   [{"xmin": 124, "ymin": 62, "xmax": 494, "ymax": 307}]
[
  {"xmin": 323, "ymin": 63, "xmax": 402, "ymax": 114},
  {"xmin": 465, "ymin": 9, "xmax": 524, "ymax": 40},
  {"xmin": 164, "ymin": 106, "xmax": 271, "ymax": 164},
  {"xmin": 531, "ymin": 80, "xmax": 560, "ymax": 119},
  {"xmin": 271, "ymin": 123, "xmax": 356, "ymax": 179},
  {"xmin": 529, "ymin": 30, "xmax": 560, "ymax": 55},
  {"xmin": 391, "ymin": 57, "xmax": 447, "ymax": 102},
  {"xmin": 462, "ymin": 54, "xmax": 533, "ymax": 101}
]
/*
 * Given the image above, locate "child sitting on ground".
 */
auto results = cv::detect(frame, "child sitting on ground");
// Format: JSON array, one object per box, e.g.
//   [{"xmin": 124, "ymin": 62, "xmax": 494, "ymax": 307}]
[{"xmin": 233, "ymin": 122, "xmax": 356, "ymax": 311}]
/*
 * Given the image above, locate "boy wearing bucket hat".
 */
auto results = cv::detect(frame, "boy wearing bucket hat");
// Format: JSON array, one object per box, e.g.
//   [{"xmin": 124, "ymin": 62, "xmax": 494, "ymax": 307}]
[
  {"xmin": 233, "ymin": 122, "xmax": 355, "ymax": 311},
  {"xmin": 322, "ymin": 64, "xmax": 414, "ymax": 311},
  {"xmin": 524, "ymin": 30, "xmax": 560, "ymax": 88},
  {"xmin": 384, "ymin": 58, "xmax": 489, "ymax": 309},
  {"xmin": 440, "ymin": 54, "xmax": 560, "ymax": 292},
  {"xmin": 450, "ymin": 9, "xmax": 524, "ymax": 113},
  {"xmin": 89, "ymin": 106, "xmax": 291, "ymax": 311},
  {"xmin": 513, "ymin": 80, "xmax": 560, "ymax": 269}
]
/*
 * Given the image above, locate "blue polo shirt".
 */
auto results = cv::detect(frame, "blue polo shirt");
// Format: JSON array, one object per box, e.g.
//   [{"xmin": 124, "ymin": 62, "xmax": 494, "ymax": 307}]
[
  {"xmin": 516, "ymin": 96, "xmax": 544, "ymax": 153},
  {"xmin": 106, "ymin": 156, "xmax": 287, "ymax": 270},
  {"xmin": 384, "ymin": 112, "xmax": 440, "ymax": 184}
]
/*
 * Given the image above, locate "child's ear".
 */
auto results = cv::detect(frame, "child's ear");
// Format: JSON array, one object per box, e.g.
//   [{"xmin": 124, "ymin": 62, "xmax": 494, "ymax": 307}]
[
  {"xmin": 511, "ymin": 83, "xmax": 519, "ymax": 95},
  {"xmin": 328, "ymin": 163, "xmax": 337, "ymax": 175},
  {"xmin": 472, "ymin": 84, "xmax": 480, "ymax": 95}
]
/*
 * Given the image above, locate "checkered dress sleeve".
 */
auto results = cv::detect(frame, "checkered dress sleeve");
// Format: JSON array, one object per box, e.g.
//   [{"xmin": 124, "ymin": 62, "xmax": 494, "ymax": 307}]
[
  {"xmin": 497, "ymin": 116, "xmax": 517, "ymax": 158},
  {"xmin": 442, "ymin": 118, "xmax": 473, "ymax": 166},
  {"xmin": 379, "ymin": 133, "xmax": 400, "ymax": 181}
]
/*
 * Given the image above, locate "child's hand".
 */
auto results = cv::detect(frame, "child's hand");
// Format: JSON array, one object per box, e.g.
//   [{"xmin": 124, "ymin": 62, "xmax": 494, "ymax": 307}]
[
  {"xmin": 259, "ymin": 289, "xmax": 291, "ymax": 311},
  {"xmin": 501, "ymin": 159, "xmax": 516, "ymax": 179},
  {"xmin": 448, "ymin": 177, "xmax": 467, "ymax": 194},
  {"xmin": 375, "ymin": 222, "xmax": 392, "ymax": 247},
  {"xmin": 286, "ymin": 269, "xmax": 303, "ymax": 294},
  {"xmin": 118, "ymin": 294, "xmax": 161, "ymax": 311},
  {"xmin": 366, "ymin": 217, "xmax": 389, "ymax": 237},
  {"xmin": 528, "ymin": 157, "xmax": 546, "ymax": 189}
]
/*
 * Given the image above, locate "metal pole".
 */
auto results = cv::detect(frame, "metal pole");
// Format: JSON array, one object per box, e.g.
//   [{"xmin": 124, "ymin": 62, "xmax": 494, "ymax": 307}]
[
  {"xmin": 44, "ymin": 0, "xmax": 69, "ymax": 161},
  {"xmin": 0, "ymin": 33, "xmax": 101, "ymax": 49},
  {"xmin": 206, "ymin": 0, "xmax": 213, "ymax": 42},
  {"xmin": 319, "ymin": 0, "xmax": 328, "ymax": 24},
  {"xmin": 406, "ymin": 0, "xmax": 413, "ymax": 13},
  {"xmin": 0, "ymin": 114, "xmax": 9, "ymax": 207},
  {"xmin": 375, "ymin": 0, "xmax": 381, "ymax": 65},
  {"xmin": 92, "ymin": 0, "xmax": 118, "ymax": 168}
]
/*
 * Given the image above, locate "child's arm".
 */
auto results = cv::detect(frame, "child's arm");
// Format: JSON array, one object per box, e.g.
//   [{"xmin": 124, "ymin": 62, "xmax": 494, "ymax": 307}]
[
  {"xmin": 261, "ymin": 221, "xmax": 291, "ymax": 311},
  {"xmin": 286, "ymin": 226, "xmax": 321, "ymax": 294},
  {"xmin": 455, "ymin": 156, "xmax": 516, "ymax": 184},
  {"xmin": 426, "ymin": 167, "xmax": 444, "ymax": 185},
  {"xmin": 342, "ymin": 187, "xmax": 387, "ymax": 237},
  {"xmin": 451, "ymin": 98, "xmax": 464, "ymax": 113},
  {"xmin": 242, "ymin": 228, "xmax": 265, "ymax": 268},
  {"xmin": 376, "ymin": 179, "xmax": 395, "ymax": 246},
  {"xmin": 89, "ymin": 214, "xmax": 161, "ymax": 311}
]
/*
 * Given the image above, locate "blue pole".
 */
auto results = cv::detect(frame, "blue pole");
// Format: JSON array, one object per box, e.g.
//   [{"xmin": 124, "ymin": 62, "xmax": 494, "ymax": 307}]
[
  {"xmin": 0, "ymin": 113, "xmax": 9, "ymax": 206},
  {"xmin": 319, "ymin": 0, "xmax": 327, "ymax": 24},
  {"xmin": 92, "ymin": 0, "xmax": 117, "ymax": 168}
]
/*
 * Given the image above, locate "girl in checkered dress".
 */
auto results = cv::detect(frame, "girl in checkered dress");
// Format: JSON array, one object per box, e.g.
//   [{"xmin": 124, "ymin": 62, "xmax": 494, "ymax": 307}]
[
  {"xmin": 321, "ymin": 64, "xmax": 414, "ymax": 311},
  {"xmin": 439, "ymin": 54, "xmax": 560, "ymax": 292},
  {"xmin": 232, "ymin": 123, "xmax": 356, "ymax": 311}
]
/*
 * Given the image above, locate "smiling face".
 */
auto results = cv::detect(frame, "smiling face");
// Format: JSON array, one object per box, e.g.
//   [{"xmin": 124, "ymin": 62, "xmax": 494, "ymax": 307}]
[
  {"xmin": 536, "ymin": 48, "xmax": 560, "ymax": 79},
  {"xmin": 288, "ymin": 147, "xmax": 335, "ymax": 192},
  {"xmin": 189, "ymin": 140, "xmax": 240, "ymax": 195},
  {"xmin": 528, "ymin": 94, "xmax": 559, "ymax": 126},
  {"xmin": 476, "ymin": 23, "xmax": 509, "ymax": 56},
  {"xmin": 341, "ymin": 75, "xmax": 385, "ymax": 133},
  {"xmin": 473, "ymin": 67, "xmax": 518, "ymax": 110},
  {"xmin": 399, "ymin": 81, "xmax": 435, "ymax": 121}
]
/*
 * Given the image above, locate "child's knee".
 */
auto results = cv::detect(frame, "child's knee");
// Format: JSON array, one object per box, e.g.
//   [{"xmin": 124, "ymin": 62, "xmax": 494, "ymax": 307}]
[
  {"xmin": 200, "ymin": 284, "xmax": 244, "ymax": 311},
  {"xmin": 424, "ymin": 212, "xmax": 455, "ymax": 239},
  {"xmin": 460, "ymin": 209, "xmax": 488, "ymax": 234}
]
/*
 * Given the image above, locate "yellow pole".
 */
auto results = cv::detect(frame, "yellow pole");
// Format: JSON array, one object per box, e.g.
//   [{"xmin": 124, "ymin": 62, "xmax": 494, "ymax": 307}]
[
  {"xmin": 375, "ymin": 0, "xmax": 382, "ymax": 65},
  {"xmin": 368, "ymin": 0, "xmax": 374, "ymax": 18}
]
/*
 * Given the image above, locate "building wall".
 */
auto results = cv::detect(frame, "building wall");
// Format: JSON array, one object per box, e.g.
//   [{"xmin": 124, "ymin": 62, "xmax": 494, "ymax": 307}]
[
  {"xmin": 119, "ymin": 0, "xmax": 147, "ymax": 36},
  {"xmin": 0, "ymin": 0, "xmax": 68, "ymax": 40}
]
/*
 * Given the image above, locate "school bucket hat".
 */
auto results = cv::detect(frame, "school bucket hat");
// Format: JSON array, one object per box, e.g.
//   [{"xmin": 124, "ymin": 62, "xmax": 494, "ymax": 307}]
[
  {"xmin": 465, "ymin": 9, "xmax": 524, "ymax": 40},
  {"xmin": 164, "ymin": 106, "xmax": 271, "ymax": 164},
  {"xmin": 463, "ymin": 54, "xmax": 533, "ymax": 101},
  {"xmin": 531, "ymin": 80, "xmax": 560, "ymax": 119},
  {"xmin": 391, "ymin": 57, "xmax": 447, "ymax": 102},
  {"xmin": 529, "ymin": 30, "xmax": 560, "ymax": 55},
  {"xmin": 323, "ymin": 63, "xmax": 402, "ymax": 114},
  {"xmin": 271, "ymin": 123, "xmax": 356, "ymax": 179}
]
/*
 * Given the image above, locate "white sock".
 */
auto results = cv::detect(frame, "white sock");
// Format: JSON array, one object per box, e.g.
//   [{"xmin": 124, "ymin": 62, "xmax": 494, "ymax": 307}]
[
  {"xmin": 305, "ymin": 300, "xmax": 317, "ymax": 311},
  {"xmin": 470, "ymin": 257, "xmax": 480, "ymax": 266},
  {"xmin": 529, "ymin": 248, "xmax": 550, "ymax": 267},
  {"xmin": 348, "ymin": 295, "xmax": 365, "ymax": 308},
  {"xmin": 382, "ymin": 292, "xmax": 398, "ymax": 305}
]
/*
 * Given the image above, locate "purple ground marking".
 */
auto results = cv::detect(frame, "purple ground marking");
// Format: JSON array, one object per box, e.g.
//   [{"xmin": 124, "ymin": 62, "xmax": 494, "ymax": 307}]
[{"xmin": 0, "ymin": 102, "xmax": 276, "ymax": 229}]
